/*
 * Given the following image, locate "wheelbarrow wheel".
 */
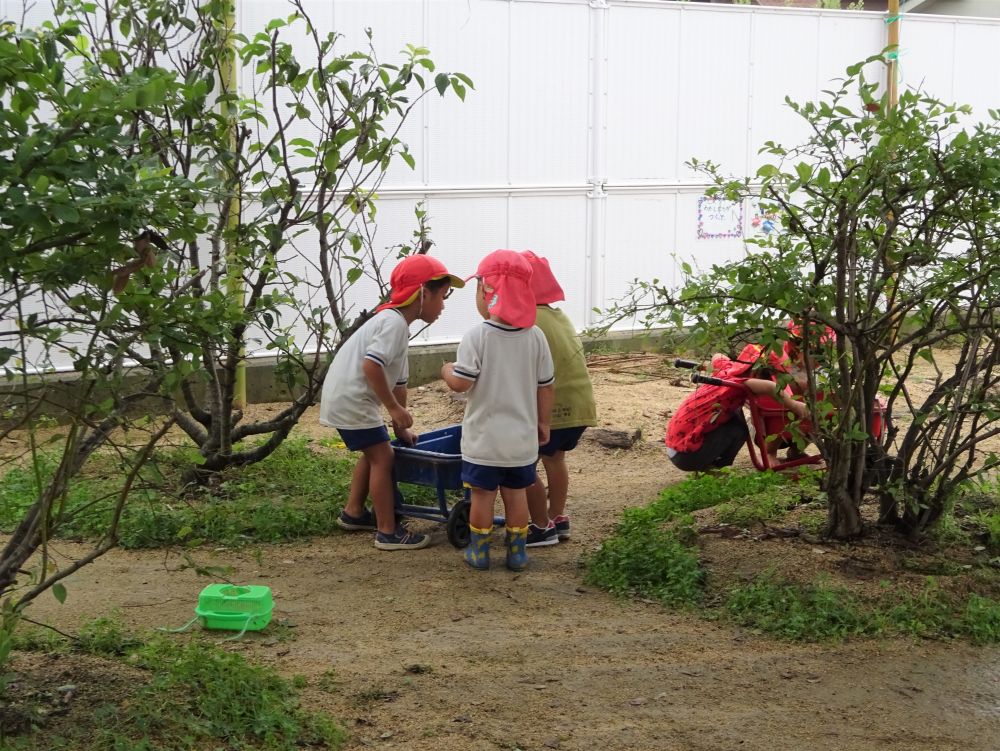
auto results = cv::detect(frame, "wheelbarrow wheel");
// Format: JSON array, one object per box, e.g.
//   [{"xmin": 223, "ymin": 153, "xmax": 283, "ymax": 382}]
[{"xmin": 446, "ymin": 498, "xmax": 471, "ymax": 548}]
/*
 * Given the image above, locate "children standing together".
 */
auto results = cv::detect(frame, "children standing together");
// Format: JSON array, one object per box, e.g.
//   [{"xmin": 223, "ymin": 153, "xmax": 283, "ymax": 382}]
[{"xmin": 320, "ymin": 248, "xmax": 595, "ymax": 571}]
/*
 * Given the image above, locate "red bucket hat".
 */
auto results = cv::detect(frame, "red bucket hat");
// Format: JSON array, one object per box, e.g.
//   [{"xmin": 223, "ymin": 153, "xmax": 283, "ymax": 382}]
[
  {"xmin": 713, "ymin": 343, "xmax": 765, "ymax": 379},
  {"xmin": 376, "ymin": 255, "xmax": 464, "ymax": 313},
  {"xmin": 782, "ymin": 319, "xmax": 836, "ymax": 363},
  {"xmin": 520, "ymin": 250, "xmax": 565, "ymax": 305},
  {"xmin": 467, "ymin": 249, "xmax": 537, "ymax": 328}
]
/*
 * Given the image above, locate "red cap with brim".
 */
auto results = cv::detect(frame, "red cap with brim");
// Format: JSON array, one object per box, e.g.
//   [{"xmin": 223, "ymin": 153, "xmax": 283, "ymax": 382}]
[
  {"xmin": 376, "ymin": 255, "xmax": 465, "ymax": 312},
  {"xmin": 520, "ymin": 250, "xmax": 565, "ymax": 305},
  {"xmin": 467, "ymin": 249, "xmax": 537, "ymax": 328}
]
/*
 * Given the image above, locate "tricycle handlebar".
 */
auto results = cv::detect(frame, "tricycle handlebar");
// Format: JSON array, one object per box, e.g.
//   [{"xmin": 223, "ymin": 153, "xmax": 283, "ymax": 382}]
[{"xmin": 674, "ymin": 358, "xmax": 701, "ymax": 370}]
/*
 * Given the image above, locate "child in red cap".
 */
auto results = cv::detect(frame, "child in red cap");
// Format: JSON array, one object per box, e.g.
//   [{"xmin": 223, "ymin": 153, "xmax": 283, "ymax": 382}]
[
  {"xmin": 320, "ymin": 254, "xmax": 463, "ymax": 551},
  {"xmin": 441, "ymin": 250, "xmax": 555, "ymax": 571},
  {"xmin": 665, "ymin": 346, "xmax": 809, "ymax": 472},
  {"xmin": 519, "ymin": 250, "xmax": 596, "ymax": 548}
]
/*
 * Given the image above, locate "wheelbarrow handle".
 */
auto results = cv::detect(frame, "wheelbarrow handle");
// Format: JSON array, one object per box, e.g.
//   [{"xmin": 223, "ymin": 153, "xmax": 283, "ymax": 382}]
[
  {"xmin": 674, "ymin": 358, "xmax": 702, "ymax": 370},
  {"xmin": 692, "ymin": 373, "xmax": 729, "ymax": 387}
]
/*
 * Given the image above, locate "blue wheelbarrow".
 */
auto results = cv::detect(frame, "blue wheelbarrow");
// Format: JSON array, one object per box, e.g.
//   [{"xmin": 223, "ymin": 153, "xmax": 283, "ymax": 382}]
[{"xmin": 391, "ymin": 424, "xmax": 474, "ymax": 548}]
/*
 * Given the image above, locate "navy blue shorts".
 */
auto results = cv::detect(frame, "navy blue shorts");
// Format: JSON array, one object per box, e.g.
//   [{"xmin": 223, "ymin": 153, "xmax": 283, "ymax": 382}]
[
  {"xmin": 539, "ymin": 426, "xmax": 588, "ymax": 457},
  {"xmin": 337, "ymin": 425, "xmax": 391, "ymax": 451},
  {"xmin": 461, "ymin": 461, "xmax": 537, "ymax": 491}
]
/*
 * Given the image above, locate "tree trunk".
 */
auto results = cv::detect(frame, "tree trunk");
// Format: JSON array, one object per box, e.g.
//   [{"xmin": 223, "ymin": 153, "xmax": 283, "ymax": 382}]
[{"xmin": 825, "ymin": 485, "xmax": 864, "ymax": 539}]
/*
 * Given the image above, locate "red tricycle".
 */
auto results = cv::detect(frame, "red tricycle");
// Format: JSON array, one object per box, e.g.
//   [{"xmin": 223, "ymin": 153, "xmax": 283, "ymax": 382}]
[{"xmin": 674, "ymin": 358, "xmax": 886, "ymax": 472}]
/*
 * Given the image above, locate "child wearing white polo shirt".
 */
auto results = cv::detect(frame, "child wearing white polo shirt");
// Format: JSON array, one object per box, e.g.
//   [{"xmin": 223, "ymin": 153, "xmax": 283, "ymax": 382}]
[
  {"xmin": 441, "ymin": 249, "xmax": 555, "ymax": 571},
  {"xmin": 320, "ymin": 254, "xmax": 464, "ymax": 551}
]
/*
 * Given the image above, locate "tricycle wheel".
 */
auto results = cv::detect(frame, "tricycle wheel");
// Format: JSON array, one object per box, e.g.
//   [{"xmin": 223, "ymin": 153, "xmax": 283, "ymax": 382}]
[{"xmin": 446, "ymin": 498, "xmax": 471, "ymax": 548}]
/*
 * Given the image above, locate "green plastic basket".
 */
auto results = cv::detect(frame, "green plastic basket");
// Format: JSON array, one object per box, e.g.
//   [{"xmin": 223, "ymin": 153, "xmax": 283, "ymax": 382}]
[{"xmin": 195, "ymin": 584, "xmax": 273, "ymax": 632}]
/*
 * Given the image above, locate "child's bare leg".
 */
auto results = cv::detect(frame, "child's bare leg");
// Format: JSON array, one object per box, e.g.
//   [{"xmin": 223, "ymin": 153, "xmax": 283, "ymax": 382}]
[
  {"xmin": 540, "ymin": 452, "xmax": 569, "ymax": 519},
  {"xmin": 343, "ymin": 455, "xmax": 370, "ymax": 518},
  {"xmin": 469, "ymin": 487, "xmax": 498, "ymax": 530},
  {"xmin": 499, "ymin": 486, "xmax": 529, "ymax": 529},
  {"xmin": 362, "ymin": 442, "xmax": 397, "ymax": 534},
  {"xmin": 525, "ymin": 463, "xmax": 550, "ymax": 528}
]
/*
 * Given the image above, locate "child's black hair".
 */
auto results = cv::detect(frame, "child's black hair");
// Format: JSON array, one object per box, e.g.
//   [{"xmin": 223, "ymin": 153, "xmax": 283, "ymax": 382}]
[{"xmin": 423, "ymin": 276, "xmax": 451, "ymax": 294}]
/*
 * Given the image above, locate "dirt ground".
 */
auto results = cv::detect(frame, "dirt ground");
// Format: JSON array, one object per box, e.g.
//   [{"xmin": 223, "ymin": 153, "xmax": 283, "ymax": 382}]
[{"xmin": 14, "ymin": 352, "xmax": 1000, "ymax": 750}]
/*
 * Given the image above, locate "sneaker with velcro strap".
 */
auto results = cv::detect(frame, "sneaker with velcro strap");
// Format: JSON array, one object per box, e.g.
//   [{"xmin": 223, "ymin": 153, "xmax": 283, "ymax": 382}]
[
  {"xmin": 525, "ymin": 522, "xmax": 559, "ymax": 548},
  {"xmin": 336, "ymin": 508, "xmax": 378, "ymax": 531},
  {"xmin": 552, "ymin": 514, "xmax": 571, "ymax": 541}
]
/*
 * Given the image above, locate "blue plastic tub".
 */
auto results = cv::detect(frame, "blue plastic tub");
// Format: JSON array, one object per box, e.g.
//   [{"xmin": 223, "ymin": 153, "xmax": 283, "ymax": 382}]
[
  {"xmin": 391, "ymin": 424, "xmax": 472, "ymax": 547},
  {"xmin": 392, "ymin": 424, "xmax": 464, "ymax": 490}
]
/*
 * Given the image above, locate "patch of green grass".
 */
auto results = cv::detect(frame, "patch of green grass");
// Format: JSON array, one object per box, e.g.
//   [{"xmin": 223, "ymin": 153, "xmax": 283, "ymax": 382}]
[
  {"xmin": 0, "ymin": 438, "xmax": 386, "ymax": 548},
  {"xmin": 77, "ymin": 613, "xmax": 142, "ymax": 657},
  {"xmin": 723, "ymin": 575, "xmax": 1000, "ymax": 643},
  {"xmin": 590, "ymin": 469, "xmax": 1000, "ymax": 643},
  {"xmin": 797, "ymin": 509, "xmax": 828, "ymax": 535},
  {"xmin": 725, "ymin": 574, "xmax": 874, "ymax": 640},
  {"xmin": 586, "ymin": 523, "xmax": 705, "ymax": 606},
  {"xmin": 972, "ymin": 510, "xmax": 1000, "ymax": 554},
  {"xmin": 586, "ymin": 470, "xmax": 805, "ymax": 607},
  {"xmin": 8, "ymin": 617, "xmax": 346, "ymax": 750},
  {"xmin": 714, "ymin": 482, "xmax": 818, "ymax": 527}
]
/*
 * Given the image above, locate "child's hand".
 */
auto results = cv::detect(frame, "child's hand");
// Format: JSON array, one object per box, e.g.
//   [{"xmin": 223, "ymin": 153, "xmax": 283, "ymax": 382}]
[
  {"xmin": 389, "ymin": 405, "xmax": 413, "ymax": 430},
  {"xmin": 538, "ymin": 423, "xmax": 551, "ymax": 446},
  {"xmin": 395, "ymin": 426, "xmax": 419, "ymax": 446}
]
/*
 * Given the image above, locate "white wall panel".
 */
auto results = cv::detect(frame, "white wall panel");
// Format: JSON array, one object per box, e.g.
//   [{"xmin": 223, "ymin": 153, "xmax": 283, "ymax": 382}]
[
  {"xmin": 748, "ymin": 12, "xmax": 820, "ymax": 174},
  {"xmin": 426, "ymin": 0, "xmax": 511, "ymax": 186},
  {"xmin": 897, "ymin": 16, "xmax": 956, "ymax": 102},
  {"xmin": 675, "ymin": 8, "xmax": 752, "ymax": 180},
  {"xmin": 409, "ymin": 195, "xmax": 509, "ymax": 344},
  {"xmin": 508, "ymin": 195, "xmax": 590, "ymax": 327},
  {"xmin": 603, "ymin": 193, "xmax": 677, "ymax": 309},
  {"xmin": 11, "ymin": 0, "xmax": 1000, "ymax": 373},
  {"xmin": 815, "ymin": 11, "xmax": 885, "ymax": 101},
  {"xmin": 952, "ymin": 21, "xmax": 1000, "ymax": 114},
  {"xmin": 606, "ymin": 6, "xmax": 681, "ymax": 182},
  {"xmin": 509, "ymin": 1, "xmax": 591, "ymax": 184}
]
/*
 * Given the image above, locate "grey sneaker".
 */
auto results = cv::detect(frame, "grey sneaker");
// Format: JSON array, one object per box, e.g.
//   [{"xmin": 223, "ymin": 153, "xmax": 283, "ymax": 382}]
[
  {"xmin": 374, "ymin": 527, "xmax": 430, "ymax": 551},
  {"xmin": 525, "ymin": 522, "xmax": 559, "ymax": 548}
]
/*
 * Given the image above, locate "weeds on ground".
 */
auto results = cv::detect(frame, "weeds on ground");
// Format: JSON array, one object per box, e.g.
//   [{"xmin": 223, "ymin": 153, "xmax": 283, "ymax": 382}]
[
  {"xmin": 590, "ymin": 470, "xmax": 1000, "ymax": 643},
  {"xmin": 586, "ymin": 470, "xmax": 802, "ymax": 606},
  {"xmin": 586, "ymin": 523, "xmax": 704, "ymax": 606},
  {"xmin": 5, "ymin": 616, "xmax": 346, "ymax": 750},
  {"xmin": 714, "ymin": 470, "xmax": 822, "ymax": 527},
  {"xmin": 725, "ymin": 574, "xmax": 874, "ymax": 640},
  {"xmin": 0, "ymin": 437, "xmax": 440, "ymax": 549},
  {"xmin": 727, "ymin": 575, "xmax": 1000, "ymax": 643}
]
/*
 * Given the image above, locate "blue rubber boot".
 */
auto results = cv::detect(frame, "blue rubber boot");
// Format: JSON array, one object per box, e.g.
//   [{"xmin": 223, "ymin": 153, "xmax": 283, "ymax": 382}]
[
  {"xmin": 463, "ymin": 525, "xmax": 492, "ymax": 570},
  {"xmin": 505, "ymin": 526, "xmax": 529, "ymax": 572}
]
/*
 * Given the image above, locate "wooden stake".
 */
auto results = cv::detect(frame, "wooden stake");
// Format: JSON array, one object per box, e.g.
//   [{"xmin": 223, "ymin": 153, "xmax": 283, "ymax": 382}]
[{"xmin": 887, "ymin": 0, "xmax": 900, "ymax": 110}]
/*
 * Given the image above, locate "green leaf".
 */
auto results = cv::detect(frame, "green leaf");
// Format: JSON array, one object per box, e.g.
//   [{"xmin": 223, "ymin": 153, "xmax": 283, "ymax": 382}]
[
  {"xmin": 51, "ymin": 203, "xmax": 80, "ymax": 223},
  {"xmin": 52, "ymin": 582, "xmax": 67, "ymax": 604},
  {"xmin": 346, "ymin": 267, "xmax": 363, "ymax": 284},
  {"xmin": 434, "ymin": 72, "xmax": 449, "ymax": 96},
  {"xmin": 400, "ymin": 151, "xmax": 415, "ymax": 169}
]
